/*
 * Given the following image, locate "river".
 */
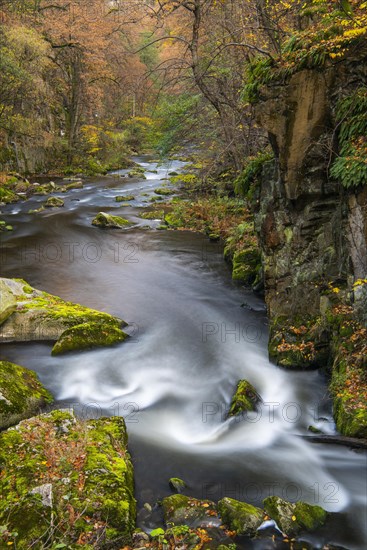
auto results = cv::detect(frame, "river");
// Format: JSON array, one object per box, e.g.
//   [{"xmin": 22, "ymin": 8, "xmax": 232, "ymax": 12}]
[{"xmin": 0, "ymin": 157, "xmax": 366, "ymax": 549}]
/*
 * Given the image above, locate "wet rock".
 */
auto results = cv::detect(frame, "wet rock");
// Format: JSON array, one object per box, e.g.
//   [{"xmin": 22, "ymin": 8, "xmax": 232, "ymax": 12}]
[
  {"xmin": 116, "ymin": 195, "xmax": 135, "ymax": 202},
  {"xmin": 169, "ymin": 477, "xmax": 187, "ymax": 493},
  {"xmin": 162, "ymin": 494, "xmax": 220, "ymax": 529},
  {"xmin": 217, "ymin": 497, "xmax": 263, "ymax": 536},
  {"xmin": 263, "ymin": 496, "xmax": 328, "ymax": 537},
  {"xmin": 51, "ymin": 321, "xmax": 128, "ymax": 355},
  {"xmin": 44, "ymin": 196, "xmax": 64, "ymax": 208},
  {"xmin": 92, "ymin": 211, "xmax": 132, "ymax": 228},
  {"xmin": 0, "ymin": 277, "xmax": 127, "ymax": 349},
  {"xmin": 154, "ymin": 187, "xmax": 174, "ymax": 195},
  {"xmin": 30, "ymin": 483, "xmax": 53, "ymax": 508},
  {"xmin": 228, "ymin": 379, "xmax": 262, "ymax": 416},
  {"xmin": 0, "ymin": 279, "xmax": 17, "ymax": 325},
  {"xmin": 0, "ymin": 360, "xmax": 53, "ymax": 430}
]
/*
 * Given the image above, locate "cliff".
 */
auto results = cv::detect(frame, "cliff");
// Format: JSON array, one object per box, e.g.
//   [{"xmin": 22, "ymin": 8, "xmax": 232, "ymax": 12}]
[{"xmin": 253, "ymin": 51, "xmax": 367, "ymax": 436}]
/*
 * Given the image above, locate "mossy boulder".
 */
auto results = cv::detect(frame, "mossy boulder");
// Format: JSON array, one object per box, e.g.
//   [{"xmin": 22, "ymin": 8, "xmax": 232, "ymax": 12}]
[
  {"xmin": 116, "ymin": 195, "xmax": 135, "ymax": 202},
  {"xmin": 232, "ymin": 247, "xmax": 261, "ymax": 284},
  {"xmin": 228, "ymin": 379, "xmax": 262, "ymax": 417},
  {"xmin": 0, "ymin": 278, "xmax": 127, "ymax": 352},
  {"xmin": 0, "ymin": 279, "xmax": 17, "ymax": 325},
  {"xmin": 169, "ymin": 477, "xmax": 187, "ymax": 493},
  {"xmin": 128, "ymin": 168, "xmax": 146, "ymax": 179},
  {"xmin": 263, "ymin": 496, "xmax": 327, "ymax": 537},
  {"xmin": 0, "ymin": 220, "xmax": 14, "ymax": 232},
  {"xmin": 62, "ymin": 180, "xmax": 83, "ymax": 191},
  {"xmin": 44, "ymin": 196, "xmax": 64, "ymax": 208},
  {"xmin": 52, "ymin": 321, "xmax": 128, "ymax": 355},
  {"xmin": 0, "ymin": 411, "xmax": 136, "ymax": 548},
  {"xmin": 162, "ymin": 494, "xmax": 219, "ymax": 528},
  {"xmin": 0, "ymin": 360, "xmax": 53, "ymax": 430},
  {"xmin": 154, "ymin": 187, "xmax": 174, "ymax": 196},
  {"xmin": 217, "ymin": 497, "xmax": 263, "ymax": 536},
  {"xmin": 92, "ymin": 211, "xmax": 132, "ymax": 229},
  {"xmin": 0, "ymin": 185, "xmax": 19, "ymax": 204}
]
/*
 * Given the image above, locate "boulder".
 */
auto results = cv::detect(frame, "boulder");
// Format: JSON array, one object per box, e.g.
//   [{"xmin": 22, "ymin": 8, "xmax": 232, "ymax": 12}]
[
  {"xmin": 217, "ymin": 497, "xmax": 263, "ymax": 536},
  {"xmin": 0, "ymin": 360, "xmax": 53, "ymax": 430},
  {"xmin": 263, "ymin": 496, "xmax": 328, "ymax": 536},
  {"xmin": 228, "ymin": 379, "xmax": 262, "ymax": 417},
  {"xmin": 44, "ymin": 196, "xmax": 64, "ymax": 208},
  {"xmin": 116, "ymin": 195, "xmax": 135, "ymax": 202},
  {"xmin": 0, "ymin": 279, "xmax": 17, "ymax": 325},
  {"xmin": 0, "ymin": 412, "xmax": 136, "ymax": 548},
  {"xmin": 162, "ymin": 494, "xmax": 220, "ymax": 528},
  {"xmin": 92, "ymin": 212, "xmax": 131, "ymax": 228},
  {"xmin": 0, "ymin": 278, "xmax": 127, "ymax": 355}
]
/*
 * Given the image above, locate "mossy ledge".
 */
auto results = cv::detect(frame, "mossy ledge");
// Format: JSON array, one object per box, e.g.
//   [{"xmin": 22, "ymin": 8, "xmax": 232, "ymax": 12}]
[
  {"xmin": 0, "ymin": 360, "xmax": 53, "ymax": 430},
  {"xmin": 0, "ymin": 278, "xmax": 128, "ymax": 355},
  {"xmin": 0, "ymin": 411, "xmax": 136, "ymax": 548}
]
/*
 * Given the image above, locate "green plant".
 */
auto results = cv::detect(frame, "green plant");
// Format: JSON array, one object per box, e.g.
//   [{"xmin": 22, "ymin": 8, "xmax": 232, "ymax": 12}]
[
  {"xmin": 234, "ymin": 151, "xmax": 273, "ymax": 197},
  {"xmin": 330, "ymin": 88, "xmax": 367, "ymax": 188}
]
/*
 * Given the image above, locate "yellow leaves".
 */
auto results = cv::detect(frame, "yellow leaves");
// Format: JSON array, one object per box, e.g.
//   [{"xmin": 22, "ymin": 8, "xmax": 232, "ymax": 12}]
[
  {"xmin": 343, "ymin": 27, "xmax": 367, "ymax": 39},
  {"xmin": 291, "ymin": 515, "xmax": 297, "ymax": 521},
  {"xmin": 332, "ymin": 287, "xmax": 340, "ymax": 293}
]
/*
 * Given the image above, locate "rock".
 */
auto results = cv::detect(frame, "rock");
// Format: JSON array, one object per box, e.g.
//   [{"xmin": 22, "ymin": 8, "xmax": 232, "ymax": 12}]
[
  {"xmin": 232, "ymin": 247, "xmax": 261, "ymax": 285},
  {"xmin": 263, "ymin": 496, "xmax": 328, "ymax": 537},
  {"xmin": 63, "ymin": 180, "xmax": 83, "ymax": 191},
  {"xmin": 51, "ymin": 321, "xmax": 128, "ymax": 355},
  {"xmin": 169, "ymin": 477, "xmax": 187, "ymax": 493},
  {"xmin": 217, "ymin": 497, "xmax": 263, "ymax": 536},
  {"xmin": 0, "ymin": 186, "xmax": 19, "ymax": 203},
  {"xmin": 0, "ymin": 412, "xmax": 136, "ymax": 547},
  {"xmin": 116, "ymin": 195, "xmax": 135, "ymax": 202},
  {"xmin": 0, "ymin": 360, "xmax": 53, "ymax": 430},
  {"xmin": 28, "ymin": 206, "xmax": 45, "ymax": 214},
  {"xmin": 0, "ymin": 278, "xmax": 127, "ymax": 351},
  {"xmin": 228, "ymin": 379, "xmax": 262, "ymax": 416},
  {"xmin": 44, "ymin": 196, "xmax": 64, "ymax": 208},
  {"xmin": 30, "ymin": 484, "xmax": 53, "ymax": 508},
  {"xmin": 162, "ymin": 494, "xmax": 220, "ymax": 529},
  {"xmin": 0, "ymin": 279, "xmax": 17, "ymax": 325},
  {"xmin": 128, "ymin": 168, "xmax": 147, "ymax": 179},
  {"xmin": 5, "ymin": 225, "xmax": 13, "ymax": 231},
  {"xmin": 154, "ymin": 187, "xmax": 174, "ymax": 195},
  {"xmin": 92, "ymin": 211, "xmax": 132, "ymax": 228}
]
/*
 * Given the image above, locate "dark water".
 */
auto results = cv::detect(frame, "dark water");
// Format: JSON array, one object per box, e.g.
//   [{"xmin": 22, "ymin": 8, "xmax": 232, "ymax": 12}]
[{"xmin": 0, "ymin": 158, "xmax": 366, "ymax": 549}]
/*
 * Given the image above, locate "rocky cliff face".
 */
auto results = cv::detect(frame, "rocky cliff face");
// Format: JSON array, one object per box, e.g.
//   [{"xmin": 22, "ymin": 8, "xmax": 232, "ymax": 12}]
[{"xmin": 253, "ymin": 61, "xmax": 367, "ymax": 436}]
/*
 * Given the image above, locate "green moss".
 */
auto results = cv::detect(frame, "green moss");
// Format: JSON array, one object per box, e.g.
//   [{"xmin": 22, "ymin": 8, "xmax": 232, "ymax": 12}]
[
  {"xmin": 263, "ymin": 496, "xmax": 327, "ymax": 537},
  {"xmin": 217, "ymin": 497, "xmax": 263, "ymax": 536},
  {"xmin": 0, "ymin": 413, "xmax": 135, "ymax": 548},
  {"xmin": 154, "ymin": 187, "xmax": 174, "ymax": 195},
  {"xmin": 169, "ymin": 477, "xmax": 186, "ymax": 493},
  {"xmin": 116, "ymin": 195, "xmax": 135, "ymax": 202},
  {"xmin": 0, "ymin": 360, "xmax": 53, "ymax": 430},
  {"xmin": 51, "ymin": 321, "xmax": 128, "ymax": 355},
  {"xmin": 140, "ymin": 210, "xmax": 165, "ymax": 220},
  {"xmin": 92, "ymin": 211, "xmax": 132, "ymax": 228},
  {"xmin": 228, "ymin": 380, "xmax": 262, "ymax": 416},
  {"xmin": 232, "ymin": 248, "xmax": 261, "ymax": 285},
  {"xmin": 0, "ymin": 186, "xmax": 19, "ymax": 203},
  {"xmin": 44, "ymin": 196, "xmax": 64, "ymax": 208}
]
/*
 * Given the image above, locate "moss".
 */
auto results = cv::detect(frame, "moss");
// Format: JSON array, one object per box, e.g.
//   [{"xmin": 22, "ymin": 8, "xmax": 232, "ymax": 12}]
[
  {"xmin": 0, "ymin": 360, "xmax": 53, "ymax": 430},
  {"xmin": 169, "ymin": 477, "xmax": 186, "ymax": 493},
  {"xmin": 154, "ymin": 187, "xmax": 174, "ymax": 195},
  {"xmin": 217, "ymin": 497, "xmax": 263, "ymax": 536},
  {"xmin": 51, "ymin": 321, "xmax": 128, "ymax": 355},
  {"xmin": 263, "ymin": 496, "xmax": 327, "ymax": 537},
  {"xmin": 140, "ymin": 210, "xmax": 165, "ymax": 220},
  {"xmin": 0, "ymin": 186, "xmax": 19, "ymax": 203},
  {"xmin": 0, "ymin": 413, "xmax": 135, "ymax": 548},
  {"xmin": 232, "ymin": 248, "xmax": 261, "ymax": 285},
  {"xmin": 44, "ymin": 196, "xmax": 64, "ymax": 208},
  {"xmin": 92, "ymin": 211, "xmax": 132, "ymax": 229},
  {"xmin": 116, "ymin": 195, "xmax": 135, "ymax": 202},
  {"xmin": 228, "ymin": 380, "xmax": 261, "ymax": 417}
]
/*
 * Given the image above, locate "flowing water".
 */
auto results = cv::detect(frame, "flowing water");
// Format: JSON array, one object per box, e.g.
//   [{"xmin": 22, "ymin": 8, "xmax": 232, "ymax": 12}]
[{"xmin": 0, "ymin": 158, "xmax": 366, "ymax": 549}]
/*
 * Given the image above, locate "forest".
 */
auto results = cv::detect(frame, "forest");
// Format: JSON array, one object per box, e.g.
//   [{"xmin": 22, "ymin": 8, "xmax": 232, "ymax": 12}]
[{"xmin": 0, "ymin": 1, "xmax": 367, "ymax": 549}]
